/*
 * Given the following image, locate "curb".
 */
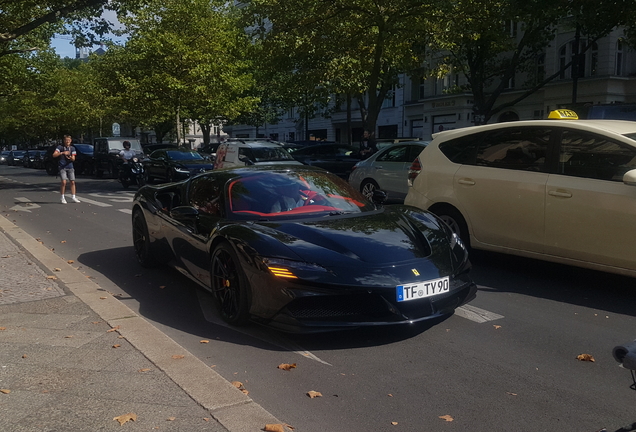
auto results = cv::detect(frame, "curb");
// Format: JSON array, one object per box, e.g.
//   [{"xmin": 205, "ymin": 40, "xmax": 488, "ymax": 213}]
[{"xmin": 0, "ymin": 214, "xmax": 283, "ymax": 432}]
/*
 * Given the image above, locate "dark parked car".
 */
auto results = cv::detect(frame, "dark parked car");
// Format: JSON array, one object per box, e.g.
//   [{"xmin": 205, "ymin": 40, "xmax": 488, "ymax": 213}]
[
  {"xmin": 7, "ymin": 150, "xmax": 26, "ymax": 166},
  {"xmin": 32, "ymin": 150, "xmax": 48, "ymax": 169},
  {"xmin": 290, "ymin": 143, "xmax": 361, "ymax": 179},
  {"xmin": 143, "ymin": 148, "xmax": 214, "ymax": 183},
  {"xmin": 131, "ymin": 165, "xmax": 477, "ymax": 331},
  {"xmin": 0, "ymin": 151, "xmax": 9, "ymax": 164},
  {"xmin": 44, "ymin": 143, "xmax": 93, "ymax": 175},
  {"xmin": 22, "ymin": 150, "xmax": 40, "ymax": 168},
  {"xmin": 142, "ymin": 143, "xmax": 179, "ymax": 155}
]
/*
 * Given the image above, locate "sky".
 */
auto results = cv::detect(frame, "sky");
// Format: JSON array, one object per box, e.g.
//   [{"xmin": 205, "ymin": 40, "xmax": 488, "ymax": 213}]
[{"xmin": 50, "ymin": 9, "xmax": 124, "ymax": 59}]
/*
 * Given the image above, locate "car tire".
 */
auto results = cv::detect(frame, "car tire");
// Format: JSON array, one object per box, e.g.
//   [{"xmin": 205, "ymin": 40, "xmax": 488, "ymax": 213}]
[
  {"xmin": 132, "ymin": 210, "xmax": 158, "ymax": 268},
  {"xmin": 210, "ymin": 243, "xmax": 250, "ymax": 326},
  {"xmin": 432, "ymin": 206, "xmax": 471, "ymax": 249},
  {"xmin": 360, "ymin": 179, "xmax": 380, "ymax": 200}
]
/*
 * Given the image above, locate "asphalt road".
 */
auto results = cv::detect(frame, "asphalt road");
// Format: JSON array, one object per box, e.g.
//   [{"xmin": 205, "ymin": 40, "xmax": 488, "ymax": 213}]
[{"xmin": 1, "ymin": 164, "xmax": 635, "ymax": 432}]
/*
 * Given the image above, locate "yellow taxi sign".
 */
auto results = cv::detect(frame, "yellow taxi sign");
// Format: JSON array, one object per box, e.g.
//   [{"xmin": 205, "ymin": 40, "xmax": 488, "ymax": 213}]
[{"xmin": 548, "ymin": 109, "xmax": 579, "ymax": 120}]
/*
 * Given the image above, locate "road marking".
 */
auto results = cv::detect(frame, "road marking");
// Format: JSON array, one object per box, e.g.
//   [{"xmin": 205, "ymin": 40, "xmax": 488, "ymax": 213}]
[
  {"xmin": 11, "ymin": 197, "xmax": 40, "ymax": 212},
  {"xmin": 119, "ymin": 209, "xmax": 132, "ymax": 214},
  {"xmin": 89, "ymin": 192, "xmax": 135, "ymax": 203},
  {"xmin": 455, "ymin": 304, "xmax": 504, "ymax": 323},
  {"xmin": 73, "ymin": 196, "xmax": 112, "ymax": 207},
  {"xmin": 196, "ymin": 290, "xmax": 331, "ymax": 366}
]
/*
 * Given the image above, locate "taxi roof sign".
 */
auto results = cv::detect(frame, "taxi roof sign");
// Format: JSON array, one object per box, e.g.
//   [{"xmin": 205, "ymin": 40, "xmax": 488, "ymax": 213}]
[{"xmin": 548, "ymin": 109, "xmax": 579, "ymax": 120}]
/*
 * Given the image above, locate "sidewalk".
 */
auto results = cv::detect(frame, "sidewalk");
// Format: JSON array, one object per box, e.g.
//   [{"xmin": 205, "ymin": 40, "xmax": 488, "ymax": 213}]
[{"xmin": 0, "ymin": 215, "xmax": 283, "ymax": 432}]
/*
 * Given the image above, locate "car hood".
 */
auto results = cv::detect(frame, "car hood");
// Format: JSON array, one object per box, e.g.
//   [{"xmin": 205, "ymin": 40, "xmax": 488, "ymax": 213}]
[{"xmin": 249, "ymin": 206, "xmax": 452, "ymax": 268}]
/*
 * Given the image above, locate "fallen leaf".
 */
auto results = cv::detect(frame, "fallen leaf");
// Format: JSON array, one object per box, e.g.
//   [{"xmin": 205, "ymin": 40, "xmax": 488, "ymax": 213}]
[
  {"xmin": 0, "ymin": 389, "xmax": 10, "ymax": 394},
  {"xmin": 264, "ymin": 425, "xmax": 285, "ymax": 432},
  {"xmin": 22, "ymin": 354, "xmax": 27, "ymax": 358},
  {"xmin": 203, "ymin": 418, "xmax": 209, "ymax": 421},
  {"xmin": 67, "ymin": 260, "xmax": 74, "ymax": 264},
  {"xmin": 1, "ymin": 255, "xmax": 11, "ymax": 258},
  {"xmin": 200, "ymin": 340, "xmax": 210, "ymax": 344},
  {"xmin": 159, "ymin": 285, "xmax": 166, "ymax": 289},
  {"xmin": 138, "ymin": 368, "xmax": 151, "ymax": 372},
  {"xmin": 46, "ymin": 276, "xmax": 57, "ymax": 280},
  {"xmin": 54, "ymin": 268, "xmax": 61, "ymax": 272},
  {"xmin": 167, "ymin": 417, "xmax": 176, "ymax": 421},
  {"xmin": 112, "ymin": 344, "xmax": 121, "ymax": 348},
  {"xmin": 506, "ymin": 392, "xmax": 517, "ymax": 396},
  {"xmin": 113, "ymin": 413, "xmax": 137, "ymax": 425},
  {"xmin": 0, "ymin": 327, "xmax": 6, "ymax": 331},
  {"xmin": 91, "ymin": 321, "xmax": 101, "ymax": 324},
  {"xmin": 577, "ymin": 353, "xmax": 595, "ymax": 362},
  {"xmin": 241, "ymin": 389, "xmax": 249, "ymax": 395},
  {"xmin": 107, "ymin": 326, "xmax": 121, "ymax": 333},
  {"xmin": 493, "ymin": 325, "xmax": 502, "ymax": 329},
  {"xmin": 231, "ymin": 381, "xmax": 244, "ymax": 389},
  {"xmin": 99, "ymin": 296, "xmax": 107, "ymax": 299},
  {"xmin": 172, "ymin": 354, "xmax": 185, "ymax": 359},
  {"xmin": 60, "ymin": 240, "xmax": 66, "ymax": 243},
  {"xmin": 391, "ymin": 422, "xmax": 398, "ymax": 425},
  {"xmin": 277, "ymin": 363, "xmax": 297, "ymax": 371},
  {"xmin": 306, "ymin": 391, "xmax": 322, "ymax": 398},
  {"xmin": 64, "ymin": 335, "xmax": 74, "ymax": 338},
  {"xmin": 439, "ymin": 415, "xmax": 454, "ymax": 422}
]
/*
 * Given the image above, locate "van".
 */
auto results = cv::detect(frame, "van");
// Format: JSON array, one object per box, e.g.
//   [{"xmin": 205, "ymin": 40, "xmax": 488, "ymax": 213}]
[{"xmin": 93, "ymin": 137, "xmax": 143, "ymax": 178}]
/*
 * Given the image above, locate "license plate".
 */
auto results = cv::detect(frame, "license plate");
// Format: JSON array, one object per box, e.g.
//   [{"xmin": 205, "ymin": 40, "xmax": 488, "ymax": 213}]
[{"xmin": 396, "ymin": 276, "xmax": 450, "ymax": 302}]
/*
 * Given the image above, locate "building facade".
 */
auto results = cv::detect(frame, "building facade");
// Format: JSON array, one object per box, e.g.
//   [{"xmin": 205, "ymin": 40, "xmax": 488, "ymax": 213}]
[{"xmin": 224, "ymin": 27, "xmax": 636, "ymax": 144}]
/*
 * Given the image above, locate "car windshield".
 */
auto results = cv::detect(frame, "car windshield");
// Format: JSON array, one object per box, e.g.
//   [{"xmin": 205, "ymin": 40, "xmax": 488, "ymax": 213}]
[
  {"xmin": 167, "ymin": 151, "xmax": 204, "ymax": 161},
  {"xmin": 241, "ymin": 146, "xmax": 295, "ymax": 162},
  {"xmin": 74, "ymin": 144, "xmax": 93, "ymax": 153},
  {"xmin": 228, "ymin": 170, "xmax": 376, "ymax": 219},
  {"xmin": 12, "ymin": 151, "xmax": 25, "ymax": 156}
]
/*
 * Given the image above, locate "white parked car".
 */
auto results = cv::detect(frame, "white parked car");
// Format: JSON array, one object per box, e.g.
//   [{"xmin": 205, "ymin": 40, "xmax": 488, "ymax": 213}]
[
  {"xmin": 349, "ymin": 141, "xmax": 428, "ymax": 201},
  {"xmin": 405, "ymin": 110, "xmax": 636, "ymax": 277},
  {"xmin": 213, "ymin": 140, "xmax": 302, "ymax": 169}
]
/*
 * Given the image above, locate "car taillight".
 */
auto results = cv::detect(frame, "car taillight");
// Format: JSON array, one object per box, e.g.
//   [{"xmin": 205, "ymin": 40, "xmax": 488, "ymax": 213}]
[{"xmin": 407, "ymin": 157, "xmax": 422, "ymax": 186}]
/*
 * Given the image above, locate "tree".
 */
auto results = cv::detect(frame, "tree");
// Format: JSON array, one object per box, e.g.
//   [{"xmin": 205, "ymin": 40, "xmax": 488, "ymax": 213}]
[
  {"xmin": 244, "ymin": 0, "xmax": 441, "ymax": 137},
  {"xmin": 93, "ymin": 0, "xmax": 256, "ymax": 144},
  {"xmin": 430, "ymin": 0, "xmax": 633, "ymax": 124}
]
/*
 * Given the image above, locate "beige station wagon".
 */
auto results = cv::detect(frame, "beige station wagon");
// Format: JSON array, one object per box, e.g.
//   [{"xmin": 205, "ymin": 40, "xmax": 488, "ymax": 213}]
[{"xmin": 405, "ymin": 110, "xmax": 636, "ymax": 277}]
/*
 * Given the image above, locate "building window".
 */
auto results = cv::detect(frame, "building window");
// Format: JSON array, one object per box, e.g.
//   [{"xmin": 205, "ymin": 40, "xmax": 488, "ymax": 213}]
[
  {"xmin": 559, "ymin": 46, "xmax": 567, "ymax": 79},
  {"xmin": 419, "ymin": 78, "xmax": 425, "ymax": 99},
  {"xmin": 590, "ymin": 42, "xmax": 598, "ymax": 76},
  {"xmin": 616, "ymin": 40, "xmax": 624, "ymax": 76},
  {"xmin": 536, "ymin": 53, "xmax": 546, "ymax": 83},
  {"xmin": 382, "ymin": 86, "xmax": 396, "ymax": 109}
]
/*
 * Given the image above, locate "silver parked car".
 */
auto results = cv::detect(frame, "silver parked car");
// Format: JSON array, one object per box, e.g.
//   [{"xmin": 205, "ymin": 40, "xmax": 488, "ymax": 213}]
[{"xmin": 349, "ymin": 141, "xmax": 428, "ymax": 201}]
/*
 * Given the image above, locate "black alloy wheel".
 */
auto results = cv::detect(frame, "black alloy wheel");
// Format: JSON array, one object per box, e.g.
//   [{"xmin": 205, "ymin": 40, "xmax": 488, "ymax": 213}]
[
  {"xmin": 132, "ymin": 210, "xmax": 157, "ymax": 267},
  {"xmin": 210, "ymin": 243, "xmax": 250, "ymax": 325}
]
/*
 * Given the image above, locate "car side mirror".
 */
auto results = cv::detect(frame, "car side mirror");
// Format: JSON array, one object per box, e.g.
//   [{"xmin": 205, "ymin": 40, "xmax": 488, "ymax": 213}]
[
  {"xmin": 623, "ymin": 169, "xmax": 636, "ymax": 186},
  {"xmin": 371, "ymin": 190, "xmax": 388, "ymax": 205}
]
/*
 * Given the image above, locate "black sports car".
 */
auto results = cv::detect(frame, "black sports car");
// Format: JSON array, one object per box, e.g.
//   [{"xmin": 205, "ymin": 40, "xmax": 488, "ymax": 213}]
[
  {"xmin": 131, "ymin": 165, "xmax": 477, "ymax": 332},
  {"xmin": 143, "ymin": 148, "xmax": 215, "ymax": 183}
]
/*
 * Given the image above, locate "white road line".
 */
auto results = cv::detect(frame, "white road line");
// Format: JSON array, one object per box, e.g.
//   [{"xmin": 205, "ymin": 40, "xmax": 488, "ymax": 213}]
[
  {"xmin": 196, "ymin": 290, "xmax": 331, "ymax": 366},
  {"xmin": 455, "ymin": 304, "xmax": 504, "ymax": 323},
  {"xmin": 119, "ymin": 209, "xmax": 132, "ymax": 214},
  {"xmin": 72, "ymin": 196, "xmax": 112, "ymax": 207},
  {"xmin": 15, "ymin": 197, "xmax": 31, "ymax": 202}
]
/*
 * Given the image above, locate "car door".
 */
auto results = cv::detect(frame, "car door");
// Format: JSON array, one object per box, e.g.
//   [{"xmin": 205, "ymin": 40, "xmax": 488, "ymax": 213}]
[
  {"xmin": 544, "ymin": 129, "xmax": 636, "ymax": 271},
  {"xmin": 453, "ymin": 127, "xmax": 552, "ymax": 252},
  {"xmin": 147, "ymin": 150, "xmax": 167, "ymax": 180},
  {"xmin": 372, "ymin": 145, "xmax": 417, "ymax": 196},
  {"xmin": 168, "ymin": 175, "xmax": 225, "ymax": 286}
]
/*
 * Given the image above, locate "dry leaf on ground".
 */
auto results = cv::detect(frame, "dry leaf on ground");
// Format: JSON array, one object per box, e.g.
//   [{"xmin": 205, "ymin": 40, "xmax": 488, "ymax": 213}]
[
  {"xmin": 306, "ymin": 391, "xmax": 322, "ymax": 398},
  {"xmin": 277, "ymin": 363, "xmax": 297, "ymax": 371},
  {"xmin": 439, "ymin": 415, "xmax": 454, "ymax": 422},
  {"xmin": 112, "ymin": 344, "xmax": 121, "ymax": 348},
  {"xmin": 67, "ymin": 260, "xmax": 74, "ymax": 264},
  {"xmin": 506, "ymin": 392, "xmax": 518, "ymax": 396},
  {"xmin": 231, "ymin": 381, "xmax": 244, "ymax": 388},
  {"xmin": 264, "ymin": 424, "xmax": 285, "ymax": 432},
  {"xmin": 54, "ymin": 268, "xmax": 61, "ymax": 272},
  {"xmin": 60, "ymin": 240, "xmax": 66, "ymax": 243},
  {"xmin": 46, "ymin": 276, "xmax": 57, "ymax": 280},
  {"xmin": 113, "ymin": 413, "xmax": 137, "ymax": 425},
  {"xmin": 107, "ymin": 326, "xmax": 121, "ymax": 333},
  {"xmin": 172, "ymin": 354, "xmax": 185, "ymax": 359},
  {"xmin": 0, "ymin": 327, "xmax": 6, "ymax": 331},
  {"xmin": 99, "ymin": 296, "xmax": 107, "ymax": 299},
  {"xmin": 0, "ymin": 389, "xmax": 10, "ymax": 394},
  {"xmin": 200, "ymin": 340, "xmax": 209, "ymax": 343},
  {"xmin": 493, "ymin": 325, "xmax": 502, "ymax": 329},
  {"xmin": 167, "ymin": 417, "xmax": 176, "ymax": 421},
  {"xmin": 577, "ymin": 354, "xmax": 595, "ymax": 362},
  {"xmin": 138, "ymin": 368, "xmax": 151, "ymax": 372}
]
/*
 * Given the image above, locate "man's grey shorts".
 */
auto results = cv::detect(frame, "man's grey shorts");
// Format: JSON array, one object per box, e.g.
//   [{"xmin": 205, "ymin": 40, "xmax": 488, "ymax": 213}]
[{"xmin": 59, "ymin": 168, "xmax": 75, "ymax": 181}]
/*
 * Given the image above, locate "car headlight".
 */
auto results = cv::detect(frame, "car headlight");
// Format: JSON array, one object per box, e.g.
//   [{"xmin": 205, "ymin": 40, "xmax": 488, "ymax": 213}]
[{"xmin": 263, "ymin": 257, "xmax": 328, "ymax": 279}]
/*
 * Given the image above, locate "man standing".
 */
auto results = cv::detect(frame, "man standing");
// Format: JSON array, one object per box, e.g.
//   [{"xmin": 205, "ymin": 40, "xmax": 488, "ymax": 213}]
[
  {"xmin": 359, "ymin": 130, "xmax": 378, "ymax": 159},
  {"xmin": 52, "ymin": 135, "xmax": 80, "ymax": 204}
]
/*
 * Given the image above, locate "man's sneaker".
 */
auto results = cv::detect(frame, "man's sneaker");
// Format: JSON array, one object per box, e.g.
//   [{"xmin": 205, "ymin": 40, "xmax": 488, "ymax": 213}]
[
  {"xmin": 70, "ymin": 196, "xmax": 80, "ymax": 203},
  {"xmin": 60, "ymin": 196, "xmax": 67, "ymax": 204}
]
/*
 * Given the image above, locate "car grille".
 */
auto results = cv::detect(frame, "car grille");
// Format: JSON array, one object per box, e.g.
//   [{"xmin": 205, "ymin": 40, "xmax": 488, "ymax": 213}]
[{"xmin": 284, "ymin": 294, "xmax": 391, "ymax": 322}]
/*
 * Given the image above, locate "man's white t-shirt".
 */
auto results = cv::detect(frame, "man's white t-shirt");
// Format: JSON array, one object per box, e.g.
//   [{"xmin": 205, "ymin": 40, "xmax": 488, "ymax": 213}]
[{"xmin": 119, "ymin": 149, "xmax": 136, "ymax": 162}]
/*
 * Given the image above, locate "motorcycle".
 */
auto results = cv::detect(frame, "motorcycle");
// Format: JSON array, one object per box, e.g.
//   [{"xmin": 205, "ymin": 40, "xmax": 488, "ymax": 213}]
[{"xmin": 119, "ymin": 157, "xmax": 146, "ymax": 189}]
